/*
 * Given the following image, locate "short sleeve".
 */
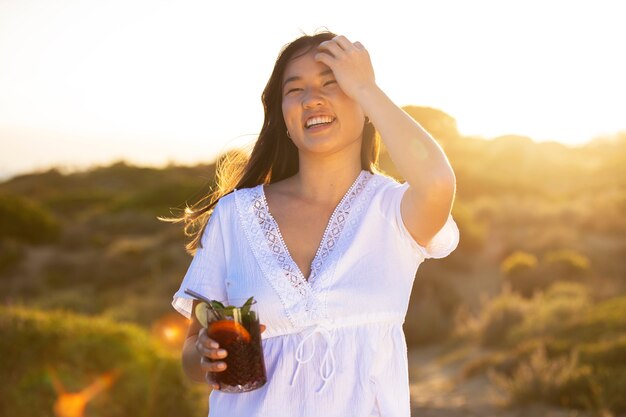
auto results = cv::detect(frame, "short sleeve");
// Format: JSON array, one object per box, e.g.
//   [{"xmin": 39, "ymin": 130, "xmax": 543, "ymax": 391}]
[
  {"xmin": 380, "ymin": 180, "xmax": 460, "ymax": 260},
  {"xmin": 171, "ymin": 201, "xmax": 228, "ymax": 318}
]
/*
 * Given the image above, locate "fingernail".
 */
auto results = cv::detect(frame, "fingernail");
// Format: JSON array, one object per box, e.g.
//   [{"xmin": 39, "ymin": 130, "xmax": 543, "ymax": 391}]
[
  {"xmin": 218, "ymin": 349, "xmax": 227, "ymax": 357},
  {"xmin": 216, "ymin": 362, "xmax": 226, "ymax": 370}
]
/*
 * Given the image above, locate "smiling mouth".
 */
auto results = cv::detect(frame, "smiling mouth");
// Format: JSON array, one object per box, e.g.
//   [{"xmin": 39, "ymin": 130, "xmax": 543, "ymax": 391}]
[{"xmin": 305, "ymin": 115, "xmax": 336, "ymax": 129}]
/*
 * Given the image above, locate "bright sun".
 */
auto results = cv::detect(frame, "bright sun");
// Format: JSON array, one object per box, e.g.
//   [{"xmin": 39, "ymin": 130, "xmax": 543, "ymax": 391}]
[{"xmin": 0, "ymin": 0, "xmax": 624, "ymax": 176}]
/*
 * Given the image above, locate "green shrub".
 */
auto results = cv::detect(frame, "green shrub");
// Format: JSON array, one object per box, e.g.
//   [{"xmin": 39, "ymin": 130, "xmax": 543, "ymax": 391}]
[
  {"xmin": 501, "ymin": 251, "xmax": 538, "ymax": 276},
  {"xmin": 509, "ymin": 282, "xmax": 591, "ymax": 344},
  {"xmin": 44, "ymin": 190, "xmax": 113, "ymax": 217},
  {"xmin": 473, "ymin": 292, "xmax": 626, "ymax": 414},
  {"xmin": 406, "ymin": 276, "xmax": 461, "ymax": 346},
  {"xmin": 404, "ymin": 295, "xmax": 453, "ymax": 346},
  {"xmin": 109, "ymin": 183, "xmax": 207, "ymax": 216},
  {"xmin": 489, "ymin": 346, "xmax": 598, "ymax": 410},
  {"xmin": 501, "ymin": 251, "xmax": 549, "ymax": 297},
  {"xmin": 0, "ymin": 239, "xmax": 25, "ymax": 273},
  {"xmin": 450, "ymin": 204, "xmax": 486, "ymax": 253},
  {"xmin": 557, "ymin": 296, "xmax": 626, "ymax": 342},
  {"xmin": 542, "ymin": 281, "xmax": 590, "ymax": 302},
  {"xmin": 542, "ymin": 249, "xmax": 591, "ymax": 281},
  {"xmin": 0, "ymin": 306, "xmax": 203, "ymax": 417},
  {"xmin": 594, "ymin": 366, "xmax": 626, "ymax": 413},
  {"xmin": 0, "ymin": 194, "xmax": 60, "ymax": 244},
  {"xmin": 479, "ymin": 292, "xmax": 530, "ymax": 347},
  {"xmin": 578, "ymin": 335, "xmax": 626, "ymax": 368},
  {"xmin": 43, "ymin": 257, "xmax": 82, "ymax": 288},
  {"xmin": 462, "ymin": 339, "xmax": 542, "ymax": 379}
]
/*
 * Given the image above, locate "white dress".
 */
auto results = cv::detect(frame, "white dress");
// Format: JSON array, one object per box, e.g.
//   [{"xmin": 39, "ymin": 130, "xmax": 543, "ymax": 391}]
[{"xmin": 173, "ymin": 170, "xmax": 459, "ymax": 417}]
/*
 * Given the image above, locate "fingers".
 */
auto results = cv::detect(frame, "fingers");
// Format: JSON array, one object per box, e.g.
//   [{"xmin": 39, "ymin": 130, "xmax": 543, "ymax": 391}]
[
  {"xmin": 315, "ymin": 35, "xmax": 368, "ymax": 68},
  {"xmin": 318, "ymin": 35, "xmax": 364, "ymax": 56},
  {"xmin": 317, "ymin": 39, "xmax": 345, "ymax": 58},
  {"xmin": 332, "ymin": 35, "xmax": 354, "ymax": 50},
  {"xmin": 207, "ymin": 380, "xmax": 220, "ymax": 391},
  {"xmin": 198, "ymin": 342, "xmax": 228, "ymax": 361},
  {"xmin": 201, "ymin": 355, "xmax": 227, "ymax": 373},
  {"xmin": 203, "ymin": 365, "xmax": 220, "ymax": 391},
  {"xmin": 196, "ymin": 328, "xmax": 228, "ymax": 379},
  {"xmin": 314, "ymin": 50, "xmax": 333, "ymax": 68}
]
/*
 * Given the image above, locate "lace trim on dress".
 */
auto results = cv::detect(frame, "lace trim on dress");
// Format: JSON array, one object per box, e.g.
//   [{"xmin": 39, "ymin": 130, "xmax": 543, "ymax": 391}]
[
  {"xmin": 235, "ymin": 185, "xmax": 313, "ymax": 325},
  {"xmin": 307, "ymin": 171, "xmax": 372, "ymax": 285},
  {"xmin": 310, "ymin": 173, "xmax": 378, "ymax": 313},
  {"xmin": 234, "ymin": 171, "xmax": 376, "ymax": 325}
]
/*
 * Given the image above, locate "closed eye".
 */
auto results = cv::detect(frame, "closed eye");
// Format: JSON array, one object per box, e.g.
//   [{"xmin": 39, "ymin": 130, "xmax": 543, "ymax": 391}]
[
  {"xmin": 285, "ymin": 87, "xmax": 303, "ymax": 95},
  {"xmin": 324, "ymin": 80, "xmax": 337, "ymax": 87}
]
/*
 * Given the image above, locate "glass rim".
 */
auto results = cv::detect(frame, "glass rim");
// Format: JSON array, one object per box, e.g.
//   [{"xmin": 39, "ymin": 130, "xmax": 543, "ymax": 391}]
[{"xmin": 213, "ymin": 297, "xmax": 257, "ymax": 309}]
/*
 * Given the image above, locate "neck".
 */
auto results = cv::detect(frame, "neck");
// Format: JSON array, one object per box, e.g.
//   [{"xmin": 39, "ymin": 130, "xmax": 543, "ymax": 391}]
[{"xmin": 291, "ymin": 157, "xmax": 363, "ymax": 204}]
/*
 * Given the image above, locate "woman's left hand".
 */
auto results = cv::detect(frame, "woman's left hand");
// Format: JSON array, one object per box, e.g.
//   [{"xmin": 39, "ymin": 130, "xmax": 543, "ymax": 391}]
[{"xmin": 315, "ymin": 35, "xmax": 376, "ymax": 101}]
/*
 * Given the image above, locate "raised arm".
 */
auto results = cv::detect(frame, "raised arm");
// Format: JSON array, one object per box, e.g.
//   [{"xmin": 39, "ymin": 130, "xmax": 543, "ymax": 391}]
[{"xmin": 316, "ymin": 35, "xmax": 456, "ymax": 247}]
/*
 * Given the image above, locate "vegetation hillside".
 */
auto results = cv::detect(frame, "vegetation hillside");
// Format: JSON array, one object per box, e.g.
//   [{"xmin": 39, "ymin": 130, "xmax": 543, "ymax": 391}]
[
  {"xmin": 1, "ymin": 106, "xmax": 625, "ymax": 415},
  {"xmin": 0, "ymin": 306, "xmax": 204, "ymax": 417}
]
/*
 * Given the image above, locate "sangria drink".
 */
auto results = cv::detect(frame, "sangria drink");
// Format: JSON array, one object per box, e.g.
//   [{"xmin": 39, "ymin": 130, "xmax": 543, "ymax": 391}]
[{"xmin": 196, "ymin": 297, "xmax": 267, "ymax": 393}]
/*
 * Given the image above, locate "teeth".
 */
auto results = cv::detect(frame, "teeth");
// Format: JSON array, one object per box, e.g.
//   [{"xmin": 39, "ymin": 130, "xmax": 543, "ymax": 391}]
[{"xmin": 306, "ymin": 116, "xmax": 334, "ymax": 128}]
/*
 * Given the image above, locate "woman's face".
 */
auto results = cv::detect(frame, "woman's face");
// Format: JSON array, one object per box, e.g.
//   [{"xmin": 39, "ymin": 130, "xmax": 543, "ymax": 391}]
[{"xmin": 281, "ymin": 49, "xmax": 365, "ymax": 159}]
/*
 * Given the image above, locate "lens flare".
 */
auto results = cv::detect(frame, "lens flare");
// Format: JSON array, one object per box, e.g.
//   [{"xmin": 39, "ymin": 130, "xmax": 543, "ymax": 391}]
[
  {"xmin": 48, "ymin": 368, "xmax": 119, "ymax": 417},
  {"xmin": 151, "ymin": 313, "xmax": 190, "ymax": 348}
]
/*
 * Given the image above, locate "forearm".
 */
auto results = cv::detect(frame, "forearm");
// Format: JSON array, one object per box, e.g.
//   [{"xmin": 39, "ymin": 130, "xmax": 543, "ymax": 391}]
[
  {"xmin": 182, "ymin": 335, "xmax": 206, "ymax": 383},
  {"xmin": 356, "ymin": 85, "xmax": 456, "ymax": 189}
]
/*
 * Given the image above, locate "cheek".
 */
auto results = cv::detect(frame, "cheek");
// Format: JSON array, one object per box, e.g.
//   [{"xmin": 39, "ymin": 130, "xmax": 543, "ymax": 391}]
[
  {"xmin": 347, "ymin": 107, "xmax": 365, "ymax": 131},
  {"xmin": 281, "ymin": 101, "xmax": 296, "ymax": 125}
]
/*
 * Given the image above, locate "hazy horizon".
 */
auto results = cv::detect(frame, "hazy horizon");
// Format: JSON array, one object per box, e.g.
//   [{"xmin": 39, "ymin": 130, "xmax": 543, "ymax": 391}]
[
  {"xmin": 2, "ymin": 0, "xmax": 625, "ymax": 180},
  {"xmin": 3, "ymin": 123, "xmax": 623, "ymax": 182}
]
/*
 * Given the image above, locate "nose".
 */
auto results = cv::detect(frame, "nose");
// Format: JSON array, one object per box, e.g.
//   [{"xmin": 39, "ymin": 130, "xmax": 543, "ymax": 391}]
[{"xmin": 302, "ymin": 88, "xmax": 325, "ymax": 108}]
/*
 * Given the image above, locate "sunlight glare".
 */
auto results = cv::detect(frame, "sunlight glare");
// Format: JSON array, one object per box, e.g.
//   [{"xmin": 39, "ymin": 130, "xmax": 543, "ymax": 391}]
[{"xmin": 0, "ymin": 0, "xmax": 624, "ymax": 175}]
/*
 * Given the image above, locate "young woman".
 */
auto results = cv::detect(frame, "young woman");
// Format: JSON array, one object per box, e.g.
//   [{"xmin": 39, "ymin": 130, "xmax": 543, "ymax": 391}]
[{"xmin": 172, "ymin": 31, "xmax": 459, "ymax": 417}]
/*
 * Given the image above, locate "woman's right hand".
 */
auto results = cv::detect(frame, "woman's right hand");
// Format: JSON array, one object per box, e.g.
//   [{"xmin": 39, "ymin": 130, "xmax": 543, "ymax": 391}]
[{"xmin": 196, "ymin": 327, "xmax": 228, "ymax": 390}]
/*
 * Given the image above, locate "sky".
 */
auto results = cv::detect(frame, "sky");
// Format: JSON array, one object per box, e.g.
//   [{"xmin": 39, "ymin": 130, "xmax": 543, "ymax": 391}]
[{"xmin": 1, "ymin": 0, "xmax": 625, "ymax": 178}]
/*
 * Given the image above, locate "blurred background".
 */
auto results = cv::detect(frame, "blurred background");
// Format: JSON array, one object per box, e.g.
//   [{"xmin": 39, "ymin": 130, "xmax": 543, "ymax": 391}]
[{"xmin": 1, "ymin": 1, "xmax": 625, "ymax": 416}]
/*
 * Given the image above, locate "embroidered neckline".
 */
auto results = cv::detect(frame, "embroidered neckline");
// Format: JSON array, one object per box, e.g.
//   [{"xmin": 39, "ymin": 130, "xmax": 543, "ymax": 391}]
[
  {"xmin": 235, "ymin": 170, "xmax": 376, "ymax": 325},
  {"xmin": 260, "ymin": 170, "xmax": 369, "ymax": 285}
]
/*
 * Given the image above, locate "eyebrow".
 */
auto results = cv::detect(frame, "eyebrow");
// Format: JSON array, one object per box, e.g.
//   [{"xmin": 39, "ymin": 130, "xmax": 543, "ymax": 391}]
[{"xmin": 282, "ymin": 69, "xmax": 334, "ymax": 88}]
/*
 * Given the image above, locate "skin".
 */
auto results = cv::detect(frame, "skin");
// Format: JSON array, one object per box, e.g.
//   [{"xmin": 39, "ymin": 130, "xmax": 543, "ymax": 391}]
[{"xmin": 182, "ymin": 35, "xmax": 456, "ymax": 389}]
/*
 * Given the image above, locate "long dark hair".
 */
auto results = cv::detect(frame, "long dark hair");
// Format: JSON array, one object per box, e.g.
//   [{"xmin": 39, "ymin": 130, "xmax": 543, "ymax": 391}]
[{"xmin": 168, "ymin": 30, "xmax": 380, "ymax": 254}]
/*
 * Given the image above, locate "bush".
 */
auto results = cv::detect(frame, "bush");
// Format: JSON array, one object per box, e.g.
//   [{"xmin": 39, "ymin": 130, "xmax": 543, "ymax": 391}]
[
  {"xmin": 44, "ymin": 190, "xmax": 113, "ymax": 217},
  {"xmin": 450, "ymin": 203, "xmax": 486, "ymax": 253},
  {"xmin": 501, "ymin": 251, "xmax": 549, "ymax": 297},
  {"xmin": 557, "ymin": 296, "xmax": 626, "ymax": 342},
  {"xmin": 404, "ymin": 295, "xmax": 453, "ymax": 346},
  {"xmin": 470, "ymin": 292, "xmax": 626, "ymax": 414},
  {"xmin": 542, "ymin": 249, "xmax": 591, "ymax": 281},
  {"xmin": 594, "ymin": 366, "xmax": 626, "ymax": 413},
  {"xmin": 579, "ymin": 335, "xmax": 626, "ymax": 367},
  {"xmin": 0, "ymin": 306, "xmax": 203, "ymax": 417},
  {"xmin": 501, "ymin": 251, "xmax": 538, "ymax": 276},
  {"xmin": 405, "ymin": 275, "xmax": 461, "ymax": 346},
  {"xmin": 0, "ymin": 194, "xmax": 60, "ymax": 244},
  {"xmin": 509, "ymin": 282, "xmax": 591, "ymax": 344},
  {"xmin": 489, "ymin": 346, "xmax": 598, "ymax": 410},
  {"xmin": 479, "ymin": 292, "xmax": 530, "ymax": 347},
  {"xmin": 0, "ymin": 240, "xmax": 25, "ymax": 273},
  {"xmin": 109, "ymin": 183, "xmax": 207, "ymax": 216}
]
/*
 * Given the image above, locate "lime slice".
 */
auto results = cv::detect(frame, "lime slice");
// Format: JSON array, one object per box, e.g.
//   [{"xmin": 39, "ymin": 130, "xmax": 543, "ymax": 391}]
[{"xmin": 194, "ymin": 302, "xmax": 209, "ymax": 328}]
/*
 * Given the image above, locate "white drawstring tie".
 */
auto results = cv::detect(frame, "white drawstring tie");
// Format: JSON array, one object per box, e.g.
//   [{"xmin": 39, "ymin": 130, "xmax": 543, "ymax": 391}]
[{"xmin": 290, "ymin": 324, "xmax": 336, "ymax": 392}]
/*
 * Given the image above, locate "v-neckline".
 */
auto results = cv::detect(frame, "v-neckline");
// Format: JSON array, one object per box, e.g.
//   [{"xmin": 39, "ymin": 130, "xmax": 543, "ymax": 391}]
[{"xmin": 260, "ymin": 170, "xmax": 367, "ymax": 283}]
